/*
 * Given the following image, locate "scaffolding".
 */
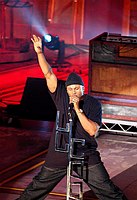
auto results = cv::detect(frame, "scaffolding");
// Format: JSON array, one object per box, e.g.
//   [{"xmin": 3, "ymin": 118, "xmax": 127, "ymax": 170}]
[{"xmin": 101, "ymin": 118, "xmax": 137, "ymax": 136}]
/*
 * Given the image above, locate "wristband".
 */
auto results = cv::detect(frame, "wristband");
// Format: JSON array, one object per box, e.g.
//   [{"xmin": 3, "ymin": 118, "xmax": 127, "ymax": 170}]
[{"xmin": 76, "ymin": 109, "xmax": 83, "ymax": 114}]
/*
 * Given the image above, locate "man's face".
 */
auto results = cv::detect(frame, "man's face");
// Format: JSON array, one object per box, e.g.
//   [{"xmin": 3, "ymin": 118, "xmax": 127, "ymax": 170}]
[{"xmin": 66, "ymin": 84, "xmax": 84, "ymax": 98}]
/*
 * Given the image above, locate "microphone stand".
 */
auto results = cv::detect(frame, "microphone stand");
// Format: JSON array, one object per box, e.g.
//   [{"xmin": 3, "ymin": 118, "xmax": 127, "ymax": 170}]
[{"xmin": 55, "ymin": 106, "xmax": 85, "ymax": 200}]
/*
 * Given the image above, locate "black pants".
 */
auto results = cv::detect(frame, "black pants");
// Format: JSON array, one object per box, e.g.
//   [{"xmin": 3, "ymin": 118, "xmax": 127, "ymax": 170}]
[{"xmin": 17, "ymin": 162, "xmax": 128, "ymax": 200}]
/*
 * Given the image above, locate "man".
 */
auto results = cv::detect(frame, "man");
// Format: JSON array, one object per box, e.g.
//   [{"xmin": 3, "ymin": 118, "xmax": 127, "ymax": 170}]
[{"xmin": 17, "ymin": 35, "xmax": 128, "ymax": 200}]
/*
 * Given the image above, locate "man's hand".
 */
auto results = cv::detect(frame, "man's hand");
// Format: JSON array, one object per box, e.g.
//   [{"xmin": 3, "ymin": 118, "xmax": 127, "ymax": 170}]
[
  {"xmin": 31, "ymin": 35, "xmax": 43, "ymax": 54},
  {"xmin": 69, "ymin": 95, "xmax": 80, "ymax": 111}
]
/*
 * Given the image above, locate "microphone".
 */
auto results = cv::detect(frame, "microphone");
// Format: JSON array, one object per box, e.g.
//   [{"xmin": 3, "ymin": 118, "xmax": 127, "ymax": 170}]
[{"xmin": 68, "ymin": 103, "xmax": 74, "ymax": 114}]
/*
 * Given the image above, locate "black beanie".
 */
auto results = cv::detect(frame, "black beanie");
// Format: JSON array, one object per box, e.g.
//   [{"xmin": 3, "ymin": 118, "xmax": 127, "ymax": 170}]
[{"xmin": 65, "ymin": 72, "xmax": 84, "ymax": 87}]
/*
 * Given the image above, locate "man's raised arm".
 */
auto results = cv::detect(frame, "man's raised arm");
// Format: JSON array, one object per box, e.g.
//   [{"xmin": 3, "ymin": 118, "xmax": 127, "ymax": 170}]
[{"xmin": 31, "ymin": 35, "xmax": 57, "ymax": 93}]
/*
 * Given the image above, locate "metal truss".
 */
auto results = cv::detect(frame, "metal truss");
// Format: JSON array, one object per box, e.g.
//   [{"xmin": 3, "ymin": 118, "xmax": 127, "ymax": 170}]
[{"xmin": 101, "ymin": 118, "xmax": 137, "ymax": 136}]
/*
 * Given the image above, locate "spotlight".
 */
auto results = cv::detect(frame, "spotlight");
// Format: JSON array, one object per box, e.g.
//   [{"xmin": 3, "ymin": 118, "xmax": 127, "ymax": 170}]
[
  {"xmin": 42, "ymin": 34, "xmax": 60, "ymax": 50},
  {"xmin": 42, "ymin": 34, "xmax": 66, "ymax": 66}
]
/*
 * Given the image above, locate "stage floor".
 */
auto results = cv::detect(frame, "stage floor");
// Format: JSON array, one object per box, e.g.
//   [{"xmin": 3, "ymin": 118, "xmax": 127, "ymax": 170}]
[{"xmin": 0, "ymin": 125, "xmax": 137, "ymax": 200}]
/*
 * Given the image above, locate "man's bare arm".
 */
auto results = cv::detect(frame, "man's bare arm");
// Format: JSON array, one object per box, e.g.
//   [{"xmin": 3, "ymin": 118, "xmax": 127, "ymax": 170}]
[{"xmin": 31, "ymin": 35, "xmax": 57, "ymax": 93}]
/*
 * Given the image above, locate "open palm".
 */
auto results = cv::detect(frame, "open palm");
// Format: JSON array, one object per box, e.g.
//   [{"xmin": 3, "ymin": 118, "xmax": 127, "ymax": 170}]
[{"xmin": 31, "ymin": 35, "xmax": 42, "ymax": 54}]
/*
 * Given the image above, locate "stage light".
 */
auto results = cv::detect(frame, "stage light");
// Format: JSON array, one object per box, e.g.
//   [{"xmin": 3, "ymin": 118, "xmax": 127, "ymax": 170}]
[
  {"xmin": 43, "ymin": 34, "xmax": 52, "ymax": 42},
  {"xmin": 42, "ymin": 34, "xmax": 60, "ymax": 50},
  {"xmin": 42, "ymin": 34, "xmax": 66, "ymax": 66}
]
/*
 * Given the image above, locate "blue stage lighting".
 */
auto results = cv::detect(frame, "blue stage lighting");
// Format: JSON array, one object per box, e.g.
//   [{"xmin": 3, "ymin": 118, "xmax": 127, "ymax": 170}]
[
  {"xmin": 42, "ymin": 33, "xmax": 70, "ymax": 67},
  {"xmin": 42, "ymin": 34, "xmax": 60, "ymax": 50},
  {"xmin": 44, "ymin": 34, "xmax": 52, "ymax": 42}
]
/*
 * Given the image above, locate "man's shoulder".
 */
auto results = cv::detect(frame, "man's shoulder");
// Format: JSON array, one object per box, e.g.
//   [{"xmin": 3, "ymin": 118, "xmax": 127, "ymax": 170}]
[
  {"xmin": 85, "ymin": 94, "xmax": 100, "ymax": 101},
  {"xmin": 85, "ymin": 94, "xmax": 101, "ymax": 105}
]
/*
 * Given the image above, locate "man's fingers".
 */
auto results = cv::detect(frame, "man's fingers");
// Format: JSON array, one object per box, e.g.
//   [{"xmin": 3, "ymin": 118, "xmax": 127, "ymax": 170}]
[
  {"xmin": 32, "ymin": 35, "xmax": 40, "ymax": 42},
  {"xmin": 31, "ymin": 38, "xmax": 34, "ymax": 43},
  {"xmin": 38, "ymin": 37, "xmax": 41, "ymax": 41},
  {"xmin": 33, "ymin": 35, "xmax": 37, "ymax": 40}
]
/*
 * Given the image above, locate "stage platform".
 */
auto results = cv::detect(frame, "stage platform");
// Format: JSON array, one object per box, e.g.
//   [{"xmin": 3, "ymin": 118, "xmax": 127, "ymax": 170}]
[{"xmin": 0, "ymin": 125, "xmax": 137, "ymax": 200}]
